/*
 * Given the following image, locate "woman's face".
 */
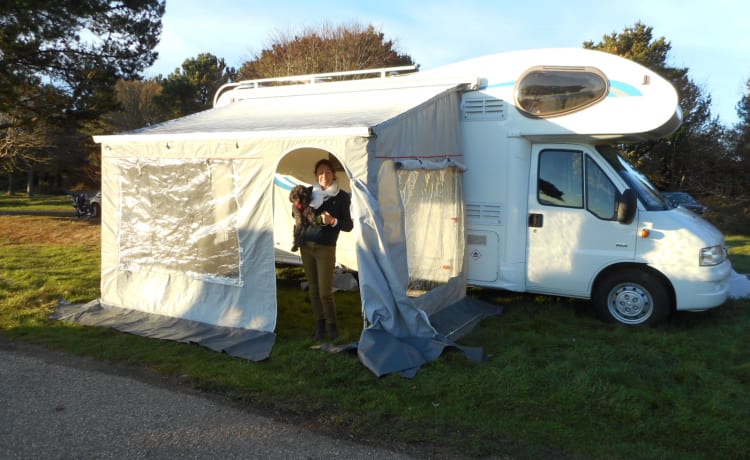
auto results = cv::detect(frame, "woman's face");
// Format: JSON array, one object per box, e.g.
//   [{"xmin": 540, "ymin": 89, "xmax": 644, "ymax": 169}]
[{"xmin": 316, "ymin": 164, "xmax": 335, "ymax": 190}]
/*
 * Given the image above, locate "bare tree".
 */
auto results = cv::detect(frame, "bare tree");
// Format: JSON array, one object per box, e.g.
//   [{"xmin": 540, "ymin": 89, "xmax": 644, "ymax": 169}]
[
  {"xmin": 109, "ymin": 79, "xmax": 166, "ymax": 132},
  {"xmin": 239, "ymin": 22, "xmax": 415, "ymax": 80},
  {"xmin": 0, "ymin": 113, "xmax": 53, "ymax": 194}
]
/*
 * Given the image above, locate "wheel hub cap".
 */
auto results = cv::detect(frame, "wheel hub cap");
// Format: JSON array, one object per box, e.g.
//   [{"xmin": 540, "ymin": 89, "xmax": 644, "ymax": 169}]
[{"xmin": 610, "ymin": 285, "xmax": 652, "ymax": 323}]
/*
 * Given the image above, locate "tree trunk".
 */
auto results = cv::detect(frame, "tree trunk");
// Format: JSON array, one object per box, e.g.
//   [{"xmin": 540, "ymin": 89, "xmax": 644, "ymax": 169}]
[{"xmin": 26, "ymin": 168, "xmax": 34, "ymax": 196}]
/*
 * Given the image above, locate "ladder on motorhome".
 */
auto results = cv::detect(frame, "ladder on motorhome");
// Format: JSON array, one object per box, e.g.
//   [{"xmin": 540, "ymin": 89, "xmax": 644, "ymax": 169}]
[{"xmin": 213, "ymin": 65, "xmax": 419, "ymax": 107}]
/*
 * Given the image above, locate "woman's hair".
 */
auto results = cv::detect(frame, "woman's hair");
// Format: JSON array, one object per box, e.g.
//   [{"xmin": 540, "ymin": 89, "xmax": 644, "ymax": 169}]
[{"xmin": 314, "ymin": 158, "xmax": 336, "ymax": 176}]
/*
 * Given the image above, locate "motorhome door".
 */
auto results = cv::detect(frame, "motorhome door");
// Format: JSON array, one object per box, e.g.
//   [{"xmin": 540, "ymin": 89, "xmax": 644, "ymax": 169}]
[{"xmin": 526, "ymin": 145, "xmax": 637, "ymax": 297}]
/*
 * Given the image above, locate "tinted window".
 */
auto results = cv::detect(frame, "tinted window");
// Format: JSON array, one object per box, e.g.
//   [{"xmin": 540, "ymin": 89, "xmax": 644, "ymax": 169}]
[
  {"xmin": 516, "ymin": 67, "xmax": 608, "ymax": 117},
  {"xmin": 538, "ymin": 150, "xmax": 583, "ymax": 208},
  {"xmin": 586, "ymin": 156, "xmax": 616, "ymax": 220}
]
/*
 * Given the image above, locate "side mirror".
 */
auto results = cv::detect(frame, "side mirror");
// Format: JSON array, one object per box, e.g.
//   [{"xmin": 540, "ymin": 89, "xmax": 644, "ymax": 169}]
[{"xmin": 616, "ymin": 189, "xmax": 637, "ymax": 224}]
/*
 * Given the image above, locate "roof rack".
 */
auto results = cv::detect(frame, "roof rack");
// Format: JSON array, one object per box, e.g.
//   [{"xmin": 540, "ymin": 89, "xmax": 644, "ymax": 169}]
[{"xmin": 213, "ymin": 65, "xmax": 419, "ymax": 107}]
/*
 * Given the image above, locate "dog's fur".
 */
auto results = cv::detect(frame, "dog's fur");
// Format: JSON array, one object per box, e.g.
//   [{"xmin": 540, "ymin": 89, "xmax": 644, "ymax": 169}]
[{"xmin": 289, "ymin": 185, "xmax": 317, "ymax": 252}]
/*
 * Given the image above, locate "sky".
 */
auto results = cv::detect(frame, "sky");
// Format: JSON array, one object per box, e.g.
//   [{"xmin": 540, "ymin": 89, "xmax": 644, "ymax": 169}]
[{"xmin": 145, "ymin": 0, "xmax": 750, "ymax": 126}]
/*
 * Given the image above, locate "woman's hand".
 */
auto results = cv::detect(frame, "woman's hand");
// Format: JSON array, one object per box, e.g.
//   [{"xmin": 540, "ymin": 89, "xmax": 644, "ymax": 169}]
[{"xmin": 320, "ymin": 211, "xmax": 333, "ymax": 225}]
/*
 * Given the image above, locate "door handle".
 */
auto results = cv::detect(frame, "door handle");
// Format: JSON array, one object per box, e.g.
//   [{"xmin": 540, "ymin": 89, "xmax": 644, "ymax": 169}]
[{"xmin": 528, "ymin": 213, "xmax": 543, "ymax": 228}]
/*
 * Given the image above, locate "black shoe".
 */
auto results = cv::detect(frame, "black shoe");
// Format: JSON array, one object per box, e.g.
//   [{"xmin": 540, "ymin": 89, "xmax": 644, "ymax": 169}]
[
  {"xmin": 327, "ymin": 323, "xmax": 339, "ymax": 341},
  {"xmin": 313, "ymin": 319, "xmax": 326, "ymax": 341}
]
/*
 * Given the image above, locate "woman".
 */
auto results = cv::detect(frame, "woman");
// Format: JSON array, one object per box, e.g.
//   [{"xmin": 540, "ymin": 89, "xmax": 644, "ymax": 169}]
[{"xmin": 301, "ymin": 158, "xmax": 353, "ymax": 341}]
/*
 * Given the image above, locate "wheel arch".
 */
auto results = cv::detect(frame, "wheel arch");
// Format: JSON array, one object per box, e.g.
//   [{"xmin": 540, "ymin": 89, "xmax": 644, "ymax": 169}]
[{"xmin": 591, "ymin": 262, "xmax": 676, "ymax": 312}]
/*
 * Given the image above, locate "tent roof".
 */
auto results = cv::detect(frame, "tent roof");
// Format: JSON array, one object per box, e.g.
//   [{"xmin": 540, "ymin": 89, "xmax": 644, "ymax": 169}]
[{"xmin": 96, "ymin": 78, "xmax": 476, "ymax": 143}]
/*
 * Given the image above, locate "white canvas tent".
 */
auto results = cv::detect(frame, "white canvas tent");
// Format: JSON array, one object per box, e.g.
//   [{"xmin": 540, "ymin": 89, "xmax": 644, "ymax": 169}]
[{"xmin": 53, "ymin": 74, "xmax": 502, "ymax": 377}]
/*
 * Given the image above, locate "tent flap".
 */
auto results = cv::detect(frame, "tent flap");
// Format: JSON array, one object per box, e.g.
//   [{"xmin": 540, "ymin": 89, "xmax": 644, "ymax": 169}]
[
  {"xmin": 428, "ymin": 297, "xmax": 504, "ymax": 341},
  {"xmin": 356, "ymin": 296, "xmax": 503, "ymax": 377},
  {"xmin": 51, "ymin": 300, "xmax": 276, "ymax": 362}
]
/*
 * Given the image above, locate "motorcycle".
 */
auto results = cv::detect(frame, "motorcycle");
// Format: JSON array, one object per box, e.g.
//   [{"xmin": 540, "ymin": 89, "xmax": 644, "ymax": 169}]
[{"xmin": 68, "ymin": 192, "xmax": 101, "ymax": 218}]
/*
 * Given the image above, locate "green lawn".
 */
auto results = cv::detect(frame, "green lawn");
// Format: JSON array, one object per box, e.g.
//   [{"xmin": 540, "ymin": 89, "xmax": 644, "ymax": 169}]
[
  {"xmin": 0, "ymin": 193, "xmax": 74, "ymax": 212},
  {"xmin": 1, "ymin": 196, "xmax": 749, "ymax": 459}
]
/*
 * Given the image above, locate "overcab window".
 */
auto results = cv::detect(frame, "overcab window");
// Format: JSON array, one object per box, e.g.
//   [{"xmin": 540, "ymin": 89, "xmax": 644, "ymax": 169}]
[{"xmin": 516, "ymin": 66, "xmax": 608, "ymax": 117}]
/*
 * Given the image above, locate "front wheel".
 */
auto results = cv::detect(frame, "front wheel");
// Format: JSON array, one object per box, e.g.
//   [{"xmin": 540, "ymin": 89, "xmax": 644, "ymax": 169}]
[
  {"xmin": 593, "ymin": 268, "xmax": 672, "ymax": 326},
  {"xmin": 90, "ymin": 202, "xmax": 101, "ymax": 218}
]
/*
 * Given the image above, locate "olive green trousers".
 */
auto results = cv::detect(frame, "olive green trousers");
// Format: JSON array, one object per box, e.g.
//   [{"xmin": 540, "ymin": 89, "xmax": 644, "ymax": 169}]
[{"xmin": 300, "ymin": 242, "xmax": 337, "ymax": 325}]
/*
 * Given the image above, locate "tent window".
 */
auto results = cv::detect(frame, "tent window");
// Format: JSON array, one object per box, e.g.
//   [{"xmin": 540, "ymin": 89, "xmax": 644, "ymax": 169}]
[
  {"xmin": 117, "ymin": 158, "xmax": 241, "ymax": 286},
  {"xmin": 398, "ymin": 167, "xmax": 464, "ymax": 293}
]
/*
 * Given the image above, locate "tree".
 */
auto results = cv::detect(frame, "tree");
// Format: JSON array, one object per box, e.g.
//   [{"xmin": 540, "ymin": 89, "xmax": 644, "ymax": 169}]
[
  {"xmin": 109, "ymin": 78, "xmax": 166, "ymax": 132},
  {"xmin": 727, "ymin": 79, "xmax": 750, "ymax": 194},
  {"xmin": 0, "ymin": 1, "xmax": 164, "ymax": 193},
  {"xmin": 734, "ymin": 79, "xmax": 750, "ymax": 157},
  {"xmin": 0, "ymin": 112, "xmax": 51, "ymax": 194},
  {"xmin": 0, "ymin": 1, "xmax": 165, "ymax": 129},
  {"xmin": 156, "ymin": 53, "xmax": 236, "ymax": 118},
  {"xmin": 238, "ymin": 22, "xmax": 415, "ymax": 80},
  {"xmin": 584, "ymin": 22, "xmax": 727, "ymax": 194}
]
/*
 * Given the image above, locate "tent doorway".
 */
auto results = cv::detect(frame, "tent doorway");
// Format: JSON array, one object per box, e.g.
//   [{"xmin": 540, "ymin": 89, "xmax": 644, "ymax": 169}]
[
  {"xmin": 272, "ymin": 148, "xmax": 357, "ymax": 271},
  {"xmin": 272, "ymin": 148, "xmax": 362, "ymax": 341}
]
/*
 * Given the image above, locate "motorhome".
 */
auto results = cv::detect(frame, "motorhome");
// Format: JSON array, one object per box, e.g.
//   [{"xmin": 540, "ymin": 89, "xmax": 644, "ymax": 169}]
[
  {"xmin": 213, "ymin": 48, "xmax": 733, "ymax": 327},
  {"xmin": 76, "ymin": 48, "xmax": 735, "ymax": 375},
  {"xmin": 435, "ymin": 49, "xmax": 732, "ymax": 325}
]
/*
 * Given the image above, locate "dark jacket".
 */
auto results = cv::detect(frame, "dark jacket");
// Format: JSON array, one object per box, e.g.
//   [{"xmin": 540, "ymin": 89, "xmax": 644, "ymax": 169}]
[{"xmin": 303, "ymin": 187, "xmax": 353, "ymax": 246}]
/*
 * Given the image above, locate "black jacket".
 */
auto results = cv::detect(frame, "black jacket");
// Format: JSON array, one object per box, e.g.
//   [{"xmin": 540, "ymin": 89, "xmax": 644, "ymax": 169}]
[{"xmin": 302, "ymin": 188, "xmax": 353, "ymax": 246}]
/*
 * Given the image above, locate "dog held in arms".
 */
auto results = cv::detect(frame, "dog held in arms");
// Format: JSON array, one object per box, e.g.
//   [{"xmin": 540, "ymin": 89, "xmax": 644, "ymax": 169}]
[{"xmin": 289, "ymin": 185, "xmax": 317, "ymax": 252}]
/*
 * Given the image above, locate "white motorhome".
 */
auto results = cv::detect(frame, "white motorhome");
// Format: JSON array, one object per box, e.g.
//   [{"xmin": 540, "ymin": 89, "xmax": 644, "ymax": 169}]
[{"xmin": 214, "ymin": 48, "xmax": 732, "ymax": 326}]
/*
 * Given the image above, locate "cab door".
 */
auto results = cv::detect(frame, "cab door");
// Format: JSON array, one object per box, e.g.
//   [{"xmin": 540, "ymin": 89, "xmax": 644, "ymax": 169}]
[{"xmin": 526, "ymin": 145, "xmax": 636, "ymax": 297}]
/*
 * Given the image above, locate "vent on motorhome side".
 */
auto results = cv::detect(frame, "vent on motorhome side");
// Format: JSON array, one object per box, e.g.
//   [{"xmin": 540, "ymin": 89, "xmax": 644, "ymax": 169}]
[
  {"xmin": 465, "ymin": 202, "xmax": 503, "ymax": 224},
  {"xmin": 462, "ymin": 97, "xmax": 506, "ymax": 121}
]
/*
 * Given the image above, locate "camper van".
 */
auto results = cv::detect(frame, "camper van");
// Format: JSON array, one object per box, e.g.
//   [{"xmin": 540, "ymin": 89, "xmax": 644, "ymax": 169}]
[
  {"xmin": 434, "ymin": 50, "xmax": 732, "ymax": 325},
  {"xmin": 217, "ymin": 50, "xmax": 731, "ymax": 325},
  {"xmin": 211, "ymin": 48, "xmax": 732, "ymax": 327}
]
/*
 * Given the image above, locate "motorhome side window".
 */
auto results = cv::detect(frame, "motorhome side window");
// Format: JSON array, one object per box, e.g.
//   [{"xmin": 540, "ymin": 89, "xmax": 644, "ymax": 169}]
[
  {"xmin": 537, "ymin": 150, "xmax": 583, "ymax": 208},
  {"xmin": 516, "ymin": 67, "xmax": 608, "ymax": 117},
  {"xmin": 537, "ymin": 150, "xmax": 618, "ymax": 220},
  {"xmin": 585, "ymin": 156, "xmax": 617, "ymax": 220}
]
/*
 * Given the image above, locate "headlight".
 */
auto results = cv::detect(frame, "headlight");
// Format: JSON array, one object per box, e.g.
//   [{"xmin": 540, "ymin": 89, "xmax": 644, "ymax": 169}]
[{"xmin": 699, "ymin": 245, "xmax": 727, "ymax": 266}]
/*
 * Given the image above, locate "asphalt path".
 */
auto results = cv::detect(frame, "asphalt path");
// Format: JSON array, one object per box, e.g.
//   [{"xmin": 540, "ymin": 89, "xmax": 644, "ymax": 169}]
[{"xmin": 0, "ymin": 341, "xmax": 417, "ymax": 460}]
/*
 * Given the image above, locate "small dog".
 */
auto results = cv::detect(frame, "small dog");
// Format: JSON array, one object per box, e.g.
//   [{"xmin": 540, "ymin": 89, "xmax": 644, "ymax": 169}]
[{"xmin": 289, "ymin": 185, "xmax": 317, "ymax": 252}]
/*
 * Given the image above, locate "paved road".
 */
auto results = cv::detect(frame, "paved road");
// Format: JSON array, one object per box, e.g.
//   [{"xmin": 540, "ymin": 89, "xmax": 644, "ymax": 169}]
[{"xmin": 0, "ymin": 342, "xmax": 416, "ymax": 460}]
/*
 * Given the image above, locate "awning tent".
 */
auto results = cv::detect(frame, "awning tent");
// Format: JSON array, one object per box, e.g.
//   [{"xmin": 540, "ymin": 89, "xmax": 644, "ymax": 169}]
[{"xmin": 53, "ymin": 75, "xmax": 502, "ymax": 377}]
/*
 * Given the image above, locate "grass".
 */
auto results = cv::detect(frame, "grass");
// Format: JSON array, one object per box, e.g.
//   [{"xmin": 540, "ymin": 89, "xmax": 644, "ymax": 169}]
[
  {"xmin": 0, "ymin": 193, "xmax": 75, "ymax": 212},
  {"xmin": 2, "ymin": 195, "xmax": 750, "ymax": 459}
]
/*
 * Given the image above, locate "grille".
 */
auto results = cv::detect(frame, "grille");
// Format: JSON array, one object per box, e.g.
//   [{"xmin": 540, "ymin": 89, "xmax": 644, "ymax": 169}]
[
  {"xmin": 465, "ymin": 202, "xmax": 502, "ymax": 224},
  {"xmin": 462, "ymin": 97, "xmax": 506, "ymax": 121}
]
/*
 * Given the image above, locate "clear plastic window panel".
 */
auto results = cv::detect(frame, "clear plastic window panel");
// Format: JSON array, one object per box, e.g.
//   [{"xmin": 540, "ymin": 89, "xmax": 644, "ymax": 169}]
[
  {"xmin": 117, "ymin": 158, "xmax": 242, "ymax": 286},
  {"xmin": 398, "ymin": 168, "xmax": 464, "ymax": 293}
]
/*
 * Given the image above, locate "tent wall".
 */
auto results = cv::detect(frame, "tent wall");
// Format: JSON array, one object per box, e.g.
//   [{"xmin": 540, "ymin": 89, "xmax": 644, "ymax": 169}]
[
  {"xmin": 99, "ymin": 136, "xmax": 369, "ymax": 331},
  {"xmin": 90, "ymin": 82, "xmax": 479, "ymax": 376},
  {"xmin": 365, "ymin": 89, "xmax": 467, "ymax": 318}
]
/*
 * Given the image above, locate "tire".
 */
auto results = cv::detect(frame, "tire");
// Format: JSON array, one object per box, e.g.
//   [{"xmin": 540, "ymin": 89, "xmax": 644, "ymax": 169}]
[
  {"xmin": 593, "ymin": 268, "xmax": 672, "ymax": 326},
  {"xmin": 90, "ymin": 202, "xmax": 101, "ymax": 218}
]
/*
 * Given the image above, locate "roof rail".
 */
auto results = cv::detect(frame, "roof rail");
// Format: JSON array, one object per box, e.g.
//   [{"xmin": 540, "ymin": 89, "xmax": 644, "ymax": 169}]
[{"xmin": 213, "ymin": 65, "xmax": 419, "ymax": 107}]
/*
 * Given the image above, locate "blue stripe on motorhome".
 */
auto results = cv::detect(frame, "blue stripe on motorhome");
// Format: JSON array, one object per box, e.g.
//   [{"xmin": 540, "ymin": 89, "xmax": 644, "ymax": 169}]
[
  {"xmin": 273, "ymin": 175, "xmax": 299, "ymax": 191},
  {"xmin": 608, "ymin": 80, "xmax": 643, "ymax": 97}
]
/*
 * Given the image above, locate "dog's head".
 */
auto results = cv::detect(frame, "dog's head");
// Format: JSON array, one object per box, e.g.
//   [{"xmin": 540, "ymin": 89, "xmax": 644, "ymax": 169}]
[{"xmin": 289, "ymin": 185, "xmax": 311, "ymax": 205}]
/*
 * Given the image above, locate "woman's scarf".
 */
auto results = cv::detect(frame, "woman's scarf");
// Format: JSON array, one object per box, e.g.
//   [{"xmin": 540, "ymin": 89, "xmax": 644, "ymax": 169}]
[{"xmin": 310, "ymin": 181, "xmax": 339, "ymax": 209}]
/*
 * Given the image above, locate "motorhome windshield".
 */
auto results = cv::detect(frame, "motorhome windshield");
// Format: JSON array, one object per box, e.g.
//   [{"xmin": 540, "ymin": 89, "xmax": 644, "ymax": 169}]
[{"xmin": 596, "ymin": 145, "xmax": 670, "ymax": 211}]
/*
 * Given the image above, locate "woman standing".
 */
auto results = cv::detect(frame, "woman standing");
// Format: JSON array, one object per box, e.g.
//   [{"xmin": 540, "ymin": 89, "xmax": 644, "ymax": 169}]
[{"xmin": 300, "ymin": 158, "xmax": 353, "ymax": 341}]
